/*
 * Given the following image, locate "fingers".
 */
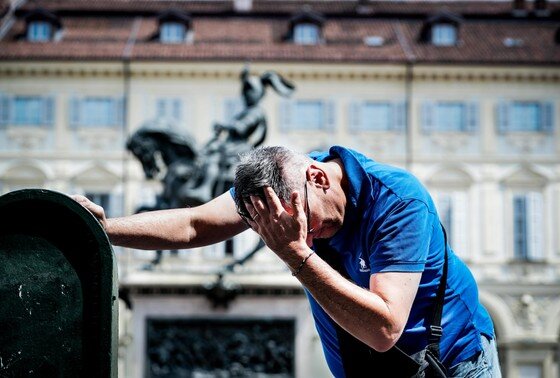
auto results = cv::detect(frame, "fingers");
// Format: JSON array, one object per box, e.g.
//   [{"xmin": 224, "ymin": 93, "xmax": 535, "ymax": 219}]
[
  {"xmin": 264, "ymin": 187, "xmax": 284, "ymax": 218},
  {"xmin": 249, "ymin": 194, "xmax": 268, "ymax": 219},
  {"xmin": 71, "ymin": 194, "xmax": 106, "ymax": 220},
  {"xmin": 70, "ymin": 194, "xmax": 87, "ymax": 203},
  {"xmin": 290, "ymin": 191, "xmax": 305, "ymax": 222}
]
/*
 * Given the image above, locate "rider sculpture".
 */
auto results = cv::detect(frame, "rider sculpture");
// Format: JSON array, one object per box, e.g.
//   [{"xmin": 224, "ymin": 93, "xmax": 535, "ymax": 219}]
[
  {"xmin": 127, "ymin": 68, "xmax": 294, "ymax": 209},
  {"xmin": 126, "ymin": 68, "xmax": 295, "ymax": 267}
]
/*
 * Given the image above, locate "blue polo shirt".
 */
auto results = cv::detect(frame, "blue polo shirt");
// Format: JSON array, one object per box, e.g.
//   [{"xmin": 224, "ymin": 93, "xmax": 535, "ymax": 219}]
[{"xmin": 307, "ymin": 146, "xmax": 494, "ymax": 377}]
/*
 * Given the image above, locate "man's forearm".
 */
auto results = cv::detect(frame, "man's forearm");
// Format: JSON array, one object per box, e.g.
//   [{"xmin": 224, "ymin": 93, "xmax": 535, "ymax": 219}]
[
  {"xmin": 287, "ymin": 247, "xmax": 407, "ymax": 353},
  {"xmin": 104, "ymin": 192, "xmax": 247, "ymax": 250},
  {"xmin": 106, "ymin": 208, "xmax": 196, "ymax": 250}
]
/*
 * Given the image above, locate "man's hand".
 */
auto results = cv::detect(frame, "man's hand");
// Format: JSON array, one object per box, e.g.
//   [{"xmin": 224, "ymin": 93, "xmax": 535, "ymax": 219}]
[
  {"xmin": 244, "ymin": 186, "xmax": 312, "ymax": 260},
  {"xmin": 71, "ymin": 195, "xmax": 107, "ymax": 229}
]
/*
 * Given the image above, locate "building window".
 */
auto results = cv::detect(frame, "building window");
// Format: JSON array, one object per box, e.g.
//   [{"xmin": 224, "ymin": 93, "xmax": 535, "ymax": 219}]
[
  {"xmin": 279, "ymin": 99, "xmax": 335, "ymax": 131},
  {"xmin": 297, "ymin": 100, "xmax": 324, "ymax": 129},
  {"xmin": 14, "ymin": 96, "xmax": 54, "ymax": 125},
  {"xmin": 27, "ymin": 21, "xmax": 52, "ymax": 42},
  {"xmin": 160, "ymin": 22, "xmax": 186, "ymax": 44},
  {"xmin": 435, "ymin": 191, "xmax": 468, "ymax": 257},
  {"xmin": 70, "ymin": 97, "xmax": 123, "ymax": 128},
  {"xmin": 513, "ymin": 192, "xmax": 544, "ymax": 261},
  {"xmin": 431, "ymin": 24, "xmax": 457, "ymax": 46},
  {"xmin": 0, "ymin": 95, "xmax": 54, "ymax": 127},
  {"xmin": 156, "ymin": 98, "xmax": 182, "ymax": 124},
  {"xmin": 83, "ymin": 98, "xmax": 115, "ymax": 127},
  {"xmin": 349, "ymin": 101, "xmax": 405, "ymax": 131},
  {"xmin": 436, "ymin": 103, "xmax": 465, "ymax": 131},
  {"xmin": 496, "ymin": 101, "xmax": 553, "ymax": 133},
  {"xmin": 422, "ymin": 101, "xmax": 478, "ymax": 133},
  {"xmin": 511, "ymin": 102, "xmax": 540, "ymax": 131},
  {"xmin": 14, "ymin": 97, "xmax": 42, "ymax": 125},
  {"xmin": 293, "ymin": 23, "xmax": 320, "ymax": 45}
]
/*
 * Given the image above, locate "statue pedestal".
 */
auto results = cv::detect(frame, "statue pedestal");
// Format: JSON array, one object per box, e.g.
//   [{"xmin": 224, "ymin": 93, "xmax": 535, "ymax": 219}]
[{"xmin": 0, "ymin": 189, "xmax": 118, "ymax": 377}]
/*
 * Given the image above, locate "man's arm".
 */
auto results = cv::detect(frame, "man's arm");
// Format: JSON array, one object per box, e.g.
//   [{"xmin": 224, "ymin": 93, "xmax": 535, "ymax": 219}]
[
  {"xmin": 297, "ymin": 258, "xmax": 421, "ymax": 352},
  {"xmin": 72, "ymin": 192, "xmax": 248, "ymax": 250},
  {"xmin": 243, "ymin": 187, "xmax": 421, "ymax": 352}
]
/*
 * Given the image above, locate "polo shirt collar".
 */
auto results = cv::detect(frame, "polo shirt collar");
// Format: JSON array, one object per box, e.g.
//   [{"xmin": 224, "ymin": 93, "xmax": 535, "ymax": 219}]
[{"xmin": 327, "ymin": 145, "xmax": 369, "ymax": 210}]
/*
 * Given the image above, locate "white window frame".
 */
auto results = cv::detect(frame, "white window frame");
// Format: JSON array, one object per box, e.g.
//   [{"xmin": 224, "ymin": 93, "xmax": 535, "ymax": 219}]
[
  {"xmin": 160, "ymin": 22, "xmax": 186, "ymax": 44},
  {"xmin": 293, "ymin": 23, "xmax": 320, "ymax": 45},
  {"xmin": 27, "ymin": 21, "xmax": 52, "ymax": 42},
  {"xmin": 431, "ymin": 24, "xmax": 457, "ymax": 46}
]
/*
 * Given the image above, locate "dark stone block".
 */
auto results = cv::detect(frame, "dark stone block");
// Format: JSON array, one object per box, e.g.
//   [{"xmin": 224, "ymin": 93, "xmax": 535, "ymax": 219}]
[
  {"xmin": 146, "ymin": 318, "xmax": 295, "ymax": 377},
  {"xmin": 0, "ymin": 189, "xmax": 118, "ymax": 377}
]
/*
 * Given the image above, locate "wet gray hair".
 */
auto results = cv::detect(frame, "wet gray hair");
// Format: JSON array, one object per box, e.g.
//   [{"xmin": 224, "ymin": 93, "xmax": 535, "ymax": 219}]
[{"xmin": 233, "ymin": 146, "xmax": 311, "ymax": 217}]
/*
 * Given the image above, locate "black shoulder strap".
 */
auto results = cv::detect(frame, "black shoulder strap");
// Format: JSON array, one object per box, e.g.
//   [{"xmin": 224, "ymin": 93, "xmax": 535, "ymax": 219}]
[
  {"xmin": 313, "ymin": 223, "xmax": 450, "ymax": 375},
  {"xmin": 427, "ymin": 224, "xmax": 449, "ymax": 359}
]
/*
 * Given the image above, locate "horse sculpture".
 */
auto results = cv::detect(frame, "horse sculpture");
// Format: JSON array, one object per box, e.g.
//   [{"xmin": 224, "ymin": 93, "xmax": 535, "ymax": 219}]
[{"xmin": 126, "ymin": 68, "xmax": 295, "ymax": 268}]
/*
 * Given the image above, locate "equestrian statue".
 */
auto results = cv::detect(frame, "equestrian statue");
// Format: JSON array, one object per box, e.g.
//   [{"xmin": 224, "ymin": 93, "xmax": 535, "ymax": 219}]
[{"xmin": 126, "ymin": 68, "xmax": 295, "ymax": 268}]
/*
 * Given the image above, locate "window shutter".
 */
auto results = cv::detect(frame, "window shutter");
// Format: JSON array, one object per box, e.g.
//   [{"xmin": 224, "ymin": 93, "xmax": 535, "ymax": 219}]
[
  {"xmin": 421, "ymin": 101, "xmax": 435, "ymax": 133},
  {"xmin": 348, "ymin": 101, "xmax": 362, "ymax": 132},
  {"xmin": 496, "ymin": 101, "xmax": 509, "ymax": 134},
  {"xmin": 325, "ymin": 100, "xmax": 336, "ymax": 132},
  {"xmin": 279, "ymin": 99, "xmax": 293, "ymax": 132},
  {"xmin": 513, "ymin": 195, "xmax": 528, "ymax": 260},
  {"xmin": 69, "ymin": 97, "xmax": 81, "ymax": 128},
  {"xmin": 42, "ymin": 97, "xmax": 54, "ymax": 126},
  {"xmin": 172, "ymin": 98, "xmax": 182, "ymax": 122},
  {"xmin": 526, "ymin": 192, "xmax": 544, "ymax": 261},
  {"xmin": 0, "ymin": 94, "xmax": 10, "ymax": 127},
  {"xmin": 541, "ymin": 102, "xmax": 554, "ymax": 133},
  {"xmin": 465, "ymin": 102, "xmax": 479, "ymax": 133},
  {"xmin": 452, "ymin": 191, "xmax": 469, "ymax": 257},
  {"xmin": 115, "ymin": 97, "xmax": 125, "ymax": 127},
  {"xmin": 392, "ymin": 101, "xmax": 406, "ymax": 131}
]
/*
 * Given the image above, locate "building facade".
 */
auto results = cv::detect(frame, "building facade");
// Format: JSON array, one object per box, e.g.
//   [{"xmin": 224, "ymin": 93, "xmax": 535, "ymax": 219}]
[{"xmin": 1, "ymin": 1, "xmax": 559, "ymax": 377}]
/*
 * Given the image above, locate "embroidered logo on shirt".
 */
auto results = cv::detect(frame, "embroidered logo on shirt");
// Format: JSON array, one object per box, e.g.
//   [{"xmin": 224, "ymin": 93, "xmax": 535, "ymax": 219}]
[{"xmin": 359, "ymin": 257, "xmax": 370, "ymax": 273}]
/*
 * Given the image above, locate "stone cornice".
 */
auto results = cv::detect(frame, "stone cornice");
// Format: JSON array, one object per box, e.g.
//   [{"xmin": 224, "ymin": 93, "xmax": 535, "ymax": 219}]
[{"xmin": 0, "ymin": 62, "xmax": 559, "ymax": 83}]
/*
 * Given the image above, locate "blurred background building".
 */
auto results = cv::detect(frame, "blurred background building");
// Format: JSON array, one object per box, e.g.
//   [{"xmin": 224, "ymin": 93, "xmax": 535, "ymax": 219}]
[{"xmin": 0, "ymin": 0, "xmax": 559, "ymax": 377}]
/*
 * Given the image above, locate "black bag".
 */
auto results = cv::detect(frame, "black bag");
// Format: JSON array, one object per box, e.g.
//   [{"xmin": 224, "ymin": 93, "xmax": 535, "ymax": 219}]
[{"xmin": 313, "ymin": 224, "xmax": 450, "ymax": 378}]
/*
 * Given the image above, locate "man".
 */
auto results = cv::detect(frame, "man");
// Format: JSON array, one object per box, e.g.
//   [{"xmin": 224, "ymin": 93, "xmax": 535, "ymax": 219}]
[{"xmin": 74, "ymin": 145, "xmax": 500, "ymax": 377}]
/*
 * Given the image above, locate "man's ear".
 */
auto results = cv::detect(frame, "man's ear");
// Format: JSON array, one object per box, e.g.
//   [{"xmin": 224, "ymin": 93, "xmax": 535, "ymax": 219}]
[{"xmin": 306, "ymin": 164, "xmax": 330, "ymax": 190}]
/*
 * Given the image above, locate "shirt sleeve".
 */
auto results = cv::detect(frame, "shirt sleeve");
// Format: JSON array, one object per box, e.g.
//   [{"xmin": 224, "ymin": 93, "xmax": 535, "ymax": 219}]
[{"xmin": 369, "ymin": 199, "xmax": 433, "ymax": 274}]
